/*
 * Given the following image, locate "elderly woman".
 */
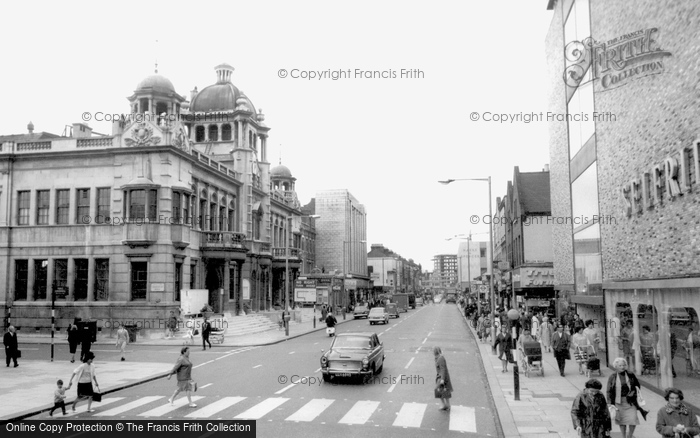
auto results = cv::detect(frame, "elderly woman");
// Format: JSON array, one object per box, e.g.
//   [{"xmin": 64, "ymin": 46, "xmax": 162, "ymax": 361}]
[
  {"xmin": 572, "ymin": 326, "xmax": 591, "ymax": 375},
  {"xmin": 571, "ymin": 379, "xmax": 612, "ymax": 438},
  {"xmin": 167, "ymin": 346, "xmax": 196, "ymax": 407},
  {"xmin": 656, "ymin": 388, "xmax": 700, "ymax": 437},
  {"xmin": 607, "ymin": 357, "xmax": 649, "ymax": 438},
  {"xmin": 433, "ymin": 346, "xmax": 453, "ymax": 411},
  {"xmin": 494, "ymin": 326, "xmax": 513, "ymax": 373}
]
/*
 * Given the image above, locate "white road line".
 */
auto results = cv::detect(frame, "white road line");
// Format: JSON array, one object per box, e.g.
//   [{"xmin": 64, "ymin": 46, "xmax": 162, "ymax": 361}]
[
  {"xmin": 95, "ymin": 396, "xmax": 162, "ymax": 416},
  {"xmin": 185, "ymin": 396, "xmax": 246, "ymax": 418},
  {"xmin": 314, "ymin": 368, "xmax": 321, "ymax": 373},
  {"xmin": 404, "ymin": 358, "xmax": 415, "ymax": 369},
  {"xmin": 427, "ymin": 332, "xmax": 432, "ymax": 337},
  {"xmin": 289, "ymin": 351, "xmax": 295, "ymax": 355},
  {"xmin": 64, "ymin": 397, "xmax": 122, "ymax": 416},
  {"xmin": 285, "ymin": 398, "xmax": 334, "ymax": 422},
  {"xmin": 378, "ymin": 333, "xmax": 383, "ymax": 337},
  {"xmin": 421, "ymin": 338, "xmax": 427, "ymax": 344},
  {"xmin": 449, "ymin": 406, "xmax": 477, "ymax": 433},
  {"xmin": 387, "ymin": 375, "xmax": 403, "ymax": 393},
  {"xmin": 253, "ymin": 365, "xmax": 262, "ymax": 369},
  {"xmin": 199, "ymin": 383, "xmax": 212, "ymax": 389},
  {"xmin": 138, "ymin": 396, "xmax": 204, "ymax": 417},
  {"xmin": 234, "ymin": 397, "xmax": 289, "ymax": 420},
  {"xmin": 339, "ymin": 400, "xmax": 380, "ymax": 424},
  {"xmin": 393, "ymin": 402, "xmax": 426, "ymax": 428},
  {"xmin": 275, "ymin": 383, "xmax": 297, "ymax": 395}
]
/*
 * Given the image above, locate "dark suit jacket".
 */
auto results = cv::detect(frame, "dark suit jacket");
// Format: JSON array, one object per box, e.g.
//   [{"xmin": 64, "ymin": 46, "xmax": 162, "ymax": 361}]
[
  {"xmin": 3, "ymin": 332, "xmax": 18, "ymax": 352},
  {"xmin": 551, "ymin": 331, "xmax": 571, "ymax": 352}
]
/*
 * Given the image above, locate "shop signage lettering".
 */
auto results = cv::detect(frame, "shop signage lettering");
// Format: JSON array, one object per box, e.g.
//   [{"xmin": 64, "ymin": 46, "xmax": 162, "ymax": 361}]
[
  {"xmin": 564, "ymin": 28, "xmax": 672, "ymax": 91},
  {"xmin": 621, "ymin": 140, "xmax": 700, "ymax": 217},
  {"xmin": 524, "ymin": 269, "xmax": 555, "ymax": 287}
]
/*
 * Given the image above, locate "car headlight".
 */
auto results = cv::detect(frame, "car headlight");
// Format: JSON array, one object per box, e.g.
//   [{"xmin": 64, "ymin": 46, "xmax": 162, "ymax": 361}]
[
  {"xmin": 321, "ymin": 355, "xmax": 328, "ymax": 364},
  {"xmin": 362, "ymin": 357, "xmax": 369, "ymax": 368}
]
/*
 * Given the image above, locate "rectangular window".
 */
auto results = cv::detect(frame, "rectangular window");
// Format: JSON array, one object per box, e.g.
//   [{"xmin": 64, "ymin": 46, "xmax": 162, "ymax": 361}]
[
  {"xmin": 34, "ymin": 259, "xmax": 48, "ymax": 300},
  {"xmin": 148, "ymin": 189, "xmax": 158, "ymax": 221},
  {"xmin": 190, "ymin": 262, "xmax": 197, "ymax": 289},
  {"xmin": 229, "ymin": 267, "xmax": 236, "ymax": 299},
  {"xmin": 56, "ymin": 189, "xmax": 70, "ymax": 224},
  {"xmin": 210, "ymin": 203, "xmax": 217, "ymax": 231},
  {"xmin": 95, "ymin": 259, "xmax": 109, "ymax": 301},
  {"xmin": 36, "ymin": 190, "xmax": 50, "ymax": 225},
  {"xmin": 74, "ymin": 259, "xmax": 89, "ymax": 300},
  {"xmin": 199, "ymin": 200, "xmax": 207, "ymax": 230},
  {"xmin": 131, "ymin": 261, "xmax": 148, "ymax": 300},
  {"xmin": 219, "ymin": 206, "xmax": 226, "ymax": 231},
  {"xmin": 130, "ymin": 189, "xmax": 145, "ymax": 220},
  {"xmin": 182, "ymin": 194, "xmax": 190, "ymax": 225},
  {"xmin": 228, "ymin": 208, "xmax": 235, "ymax": 231},
  {"xmin": 96, "ymin": 188, "xmax": 110, "ymax": 224},
  {"xmin": 172, "ymin": 192, "xmax": 181, "ymax": 224},
  {"xmin": 175, "ymin": 261, "xmax": 183, "ymax": 302},
  {"xmin": 54, "ymin": 259, "xmax": 68, "ymax": 299},
  {"xmin": 568, "ymin": 81, "xmax": 595, "ymax": 157},
  {"xmin": 15, "ymin": 260, "xmax": 28, "ymax": 300},
  {"xmin": 76, "ymin": 189, "xmax": 90, "ymax": 224},
  {"xmin": 18, "ymin": 191, "xmax": 30, "ymax": 225}
]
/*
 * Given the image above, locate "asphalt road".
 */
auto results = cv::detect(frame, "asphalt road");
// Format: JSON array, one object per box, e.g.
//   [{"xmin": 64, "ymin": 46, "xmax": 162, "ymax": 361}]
[{"xmin": 26, "ymin": 303, "xmax": 500, "ymax": 437}]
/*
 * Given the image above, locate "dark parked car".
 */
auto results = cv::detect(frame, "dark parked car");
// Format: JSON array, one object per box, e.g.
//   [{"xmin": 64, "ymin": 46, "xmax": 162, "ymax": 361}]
[
  {"xmin": 320, "ymin": 332, "xmax": 385, "ymax": 382},
  {"xmin": 353, "ymin": 305, "xmax": 369, "ymax": 319},
  {"xmin": 385, "ymin": 303, "xmax": 400, "ymax": 318}
]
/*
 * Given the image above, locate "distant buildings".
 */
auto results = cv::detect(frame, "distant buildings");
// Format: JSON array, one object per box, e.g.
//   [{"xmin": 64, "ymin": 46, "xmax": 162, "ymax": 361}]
[{"xmin": 367, "ymin": 244, "xmax": 421, "ymax": 296}]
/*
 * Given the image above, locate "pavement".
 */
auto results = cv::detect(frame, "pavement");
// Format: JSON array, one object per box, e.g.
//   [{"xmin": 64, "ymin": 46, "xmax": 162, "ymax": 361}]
[
  {"xmin": 1, "ymin": 310, "xmax": 353, "ymax": 422},
  {"xmin": 465, "ymin": 313, "xmax": 669, "ymax": 438}
]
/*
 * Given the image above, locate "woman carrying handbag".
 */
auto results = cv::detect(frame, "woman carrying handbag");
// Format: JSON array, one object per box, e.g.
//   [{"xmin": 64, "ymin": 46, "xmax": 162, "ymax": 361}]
[
  {"xmin": 433, "ymin": 346, "xmax": 453, "ymax": 411},
  {"xmin": 67, "ymin": 352, "xmax": 100, "ymax": 413},
  {"xmin": 168, "ymin": 346, "xmax": 197, "ymax": 407},
  {"xmin": 607, "ymin": 357, "xmax": 649, "ymax": 438}
]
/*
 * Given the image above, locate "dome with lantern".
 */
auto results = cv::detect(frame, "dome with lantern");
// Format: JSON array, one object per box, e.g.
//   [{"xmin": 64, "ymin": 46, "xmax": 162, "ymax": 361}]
[{"xmin": 190, "ymin": 64, "xmax": 256, "ymax": 113}]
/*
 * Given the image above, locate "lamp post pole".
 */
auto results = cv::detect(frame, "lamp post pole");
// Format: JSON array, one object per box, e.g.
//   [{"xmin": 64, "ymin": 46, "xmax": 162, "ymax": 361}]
[{"xmin": 285, "ymin": 214, "xmax": 320, "ymax": 333}]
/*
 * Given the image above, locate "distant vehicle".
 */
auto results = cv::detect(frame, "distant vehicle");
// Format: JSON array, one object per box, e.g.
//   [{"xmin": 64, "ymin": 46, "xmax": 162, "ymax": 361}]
[
  {"xmin": 415, "ymin": 297, "xmax": 424, "ymax": 307},
  {"xmin": 445, "ymin": 293, "xmax": 457, "ymax": 304},
  {"xmin": 320, "ymin": 332, "xmax": 385, "ymax": 382},
  {"xmin": 669, "ymin": 307, "xmax": 691, "ymax": 324},
  {"xmin": 385, "ymin": 303, "xmax": 400, "ymax": 318},
  {"xmin": 353, "ymin": 305, "xmax": 369, "ymax": 319},
  {"xmin": 408, "ymin": 294, "xmax": 416, "ymax": 309},
  {"xmin": 434, "ymin": 295, "xmax": 443, "ymax": 304},
  {"xmin": 368, "ymin": 308, "xmax": 389, "ymax": 325},
  {"xmin": 393, "ymin": 293, "xmax": 410, "ymax": 313}
]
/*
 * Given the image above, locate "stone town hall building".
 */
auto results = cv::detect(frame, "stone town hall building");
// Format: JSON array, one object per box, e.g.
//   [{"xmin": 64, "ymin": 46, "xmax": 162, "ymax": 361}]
[{"xmin": 0, "ymin": 63, "xmax": 316, "ymax": 332}]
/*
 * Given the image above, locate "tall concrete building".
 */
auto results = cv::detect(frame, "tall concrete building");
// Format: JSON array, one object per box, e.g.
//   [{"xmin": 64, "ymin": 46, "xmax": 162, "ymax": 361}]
[
  {"xmin": 432, "ymin": 254, "xmax": 458, "ymax": 292},
  {"xmin": 457, "ymin": 240, "xmax": 488, "ymax": 291}
]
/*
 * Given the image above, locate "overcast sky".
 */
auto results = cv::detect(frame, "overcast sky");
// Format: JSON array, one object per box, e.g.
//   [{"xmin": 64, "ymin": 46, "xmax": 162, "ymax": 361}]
[{"xmin": 1, "ymin": 0, "xmax": 555, "ymax": 270}]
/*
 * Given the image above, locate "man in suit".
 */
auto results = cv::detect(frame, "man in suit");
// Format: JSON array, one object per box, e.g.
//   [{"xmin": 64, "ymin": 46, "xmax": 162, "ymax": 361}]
[
  {"xmin": 551, "ymin": 324, "xmax": 571, "ymax": 376},
  {"xmin": 201, "ymin": 317, "xmax": 211, "ymax": 350},
  {"xmin": 3, "ymin": 325, "xmax": 19, "ymax": 367}
]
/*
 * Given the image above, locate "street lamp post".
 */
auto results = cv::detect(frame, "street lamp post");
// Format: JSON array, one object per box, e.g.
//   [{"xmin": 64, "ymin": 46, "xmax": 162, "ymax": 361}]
[
  {"xmin": 440, "ymin": 177, "xmax": 496, "ymax": 352},
  {"xmin": 285, "ymin": 214, "xmax": 320, "ymax": 326}
]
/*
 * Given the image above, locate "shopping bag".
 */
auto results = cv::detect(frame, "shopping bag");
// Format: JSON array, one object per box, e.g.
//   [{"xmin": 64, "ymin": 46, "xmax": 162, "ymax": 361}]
[
  {"xmin": 92, "ymin": 392, "xmax": 102, "ymax": 402},
  {"xmin": 188, "ymin": 380, "xmax": 198, "ymax": 392},
  {"xmin": 636, "ymin": 388, "xmax": 646, "ymax": 407}
]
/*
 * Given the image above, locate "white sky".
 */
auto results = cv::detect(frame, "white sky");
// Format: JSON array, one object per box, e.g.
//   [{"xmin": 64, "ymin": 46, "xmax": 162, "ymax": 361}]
[{"xmin": 1, "ymin": 0, "xmax": 555, "ymax": 269}]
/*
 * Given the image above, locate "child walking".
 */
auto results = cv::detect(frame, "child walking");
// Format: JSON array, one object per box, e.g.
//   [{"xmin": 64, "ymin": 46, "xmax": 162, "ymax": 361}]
[{"xmin": 49, "ymin": 379, "xmax": 67, "ymax": 416}]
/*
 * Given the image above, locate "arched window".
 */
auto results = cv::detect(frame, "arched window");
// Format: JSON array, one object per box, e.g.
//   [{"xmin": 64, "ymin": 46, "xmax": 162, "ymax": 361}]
[
  {"xmin": 222, "ymin": 124, "xmax": 232, "ymax": 141},
  {"xmin": 195, "ymin": 126, "xmax": 205, "ymax": 142},
  {"xmin": 208, "ymin": 125, "xmax": 219, "ymax": 142}
]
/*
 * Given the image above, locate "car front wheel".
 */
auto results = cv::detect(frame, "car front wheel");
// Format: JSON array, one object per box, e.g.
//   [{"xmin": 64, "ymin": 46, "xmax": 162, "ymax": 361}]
[{"xmin": 322, "ymin": 373, "xmax": 331, "ymax": 382}]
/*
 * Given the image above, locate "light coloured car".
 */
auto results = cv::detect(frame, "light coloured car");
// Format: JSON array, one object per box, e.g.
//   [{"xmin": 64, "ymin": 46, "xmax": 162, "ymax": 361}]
[
  {"xmin": 368, "ymin": 307, "xmax": 389, "ymax": 325},
  {"xmin": 320, "ymin": 332, "xmax": 385, "ymax": 382},
  {"xmin": 415, "ymin": 297, "xmax": 424, "ymax": 306},
  {"xmin": 669, "ymin": 307, "xmax": 691, "ymax": 324}
]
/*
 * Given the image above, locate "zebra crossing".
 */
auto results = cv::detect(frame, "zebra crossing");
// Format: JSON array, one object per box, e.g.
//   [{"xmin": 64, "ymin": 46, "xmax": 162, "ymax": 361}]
[{"xmin": 62, "ymin": 395, "xmax": 478, "ymax": 433}]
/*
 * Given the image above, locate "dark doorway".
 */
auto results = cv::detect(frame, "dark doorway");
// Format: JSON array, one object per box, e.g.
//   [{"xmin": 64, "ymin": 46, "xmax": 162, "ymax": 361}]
[{"xmin": 205, "ymin": 262, "xmax": 223, "ymax": 313}]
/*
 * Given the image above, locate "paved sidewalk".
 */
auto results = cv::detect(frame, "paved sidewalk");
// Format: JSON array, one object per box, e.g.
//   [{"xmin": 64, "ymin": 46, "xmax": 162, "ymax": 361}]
[{"xmin": 467, "ymin": 318, "xmax": 666, "ymax": 438}]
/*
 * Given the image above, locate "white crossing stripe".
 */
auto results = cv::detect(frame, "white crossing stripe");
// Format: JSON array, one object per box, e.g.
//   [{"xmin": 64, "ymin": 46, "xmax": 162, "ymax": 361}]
[
  {"xmin": 95, "ymin": 396, "xmax": 163, "ymax": 416},
  {"xmin": 234, "ymin": 397, "xmax": 289, "ymax": 420},
  {"xmin": 285, "ymin": 399, "xmax": 334, "ymax": 422},
  {"xmin": 392, "ymin": 402, "xmax": 426, "ymax": 428},
  {"xmin": 138, "ymin": 396, "xmax": 204, "ymax": 417},
  {"xmin": 64, "ymin": 397, "xmax": 123, "ymax": 416},
  {"xmin": 338, "ymin": 400, "xmax": 380, "ymax": 424},
  {"xmin": 185, "ymin": 397, "xmax": 246, "ymax": 418},
  {"xmin": 449, "ymin": 406, "xmax": 477, "ymax": 433}
]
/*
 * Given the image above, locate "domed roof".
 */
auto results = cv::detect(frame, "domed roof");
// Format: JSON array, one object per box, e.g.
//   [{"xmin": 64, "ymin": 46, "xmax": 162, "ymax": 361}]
[
  {"xmin": 190, "ymin": 82, "xmax": 240, "ymax": 113},
  {"xmin": 136, "ymin": 74, "xmax": 176, "ymax": 94},
  {"xmin": 271, "ymin": 164, "xmax": 293, "ymax": 178}
]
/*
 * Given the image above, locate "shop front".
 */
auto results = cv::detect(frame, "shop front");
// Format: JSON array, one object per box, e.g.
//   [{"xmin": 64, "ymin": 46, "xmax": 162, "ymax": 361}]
[
  {"xmin": 605, "ymin": 280, "xmax": 700, "ymax": 409},
  {"xmin": 513, "ymin": 266, "xmax": 555, "ymax": 316}
]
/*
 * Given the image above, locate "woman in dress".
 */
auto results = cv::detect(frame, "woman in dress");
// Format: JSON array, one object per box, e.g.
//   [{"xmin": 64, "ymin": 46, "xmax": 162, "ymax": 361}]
[
  {"xmin": 167, "ymin": 346, "xmax": 196, "ymax": 407},
  {"xmin": 655, "ymin": 387, "xmax": 700, "ymax": 437},
  {"xmin": 67, "ymin": 320, "xmax": 80, "ymax": 363},
  {"xmin": 67, "ymin": 352, "xmax": 99, "ymax": 413},
  {"xmin": 620, "ymin": 320, "xmax": 635, "ymax": 370},
  {"xmin": 607, "ymin": 357, "xmax": 649, "ymax": 438},
  {"xmin": 433, "ymin": 346, "xmax": 453, "ymax": 411},
  {"xmin": 494, "ymin": 326, "xmax": 513, "ymax": 373},
  {"xmin": 571, "ymin": 379, "xmax": 612, "ymax": 438},
  {"xmin": 540, "ymin": 317, "xmax": 553, "ymax": 352},
  {"xmin": 572, "ymin": 326, "xmax": 591, "ymax": 375},
  {"xmin": 116, "ymin": 325, "xmax": 129, "ymax": 361}
]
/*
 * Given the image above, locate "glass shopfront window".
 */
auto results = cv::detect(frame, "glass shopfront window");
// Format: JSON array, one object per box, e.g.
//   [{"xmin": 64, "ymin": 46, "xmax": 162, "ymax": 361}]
[{"xmin": 606, "ymin": 288, "xmax": 700, "ymax": 410}]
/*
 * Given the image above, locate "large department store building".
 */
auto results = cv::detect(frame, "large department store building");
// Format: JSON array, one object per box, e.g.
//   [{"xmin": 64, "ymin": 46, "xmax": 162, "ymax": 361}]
[
  {"xmin": 0, "ymin": 63, "xmax": 316, "ymax": 333},
  {"xmin": 546, "ymin": 0, "xmax": 700, "ymax": 403}
]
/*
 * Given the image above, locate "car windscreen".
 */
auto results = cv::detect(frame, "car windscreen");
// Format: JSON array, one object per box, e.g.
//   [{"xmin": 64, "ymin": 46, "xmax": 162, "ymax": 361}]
[
  {"xmin": 368, "ymin": 309, "xmax": 384, "ymax": 315},
  {"xmin": 333, "ymin": 336, "xmax": 373, "ymax": 349}
]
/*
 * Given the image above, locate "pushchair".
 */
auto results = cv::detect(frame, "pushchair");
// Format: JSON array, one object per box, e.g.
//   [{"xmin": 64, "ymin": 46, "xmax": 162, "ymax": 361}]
[
  {"xmin": 640, "ymin": 345, "xmax": 658, "ymax": 375},
  {"xmin": 578, "ymin": 345, "xmax": 602, "ymax": 377},
  {"xmin": 521, "ymin": 341, "xmax": 544, "ymax": 377}
]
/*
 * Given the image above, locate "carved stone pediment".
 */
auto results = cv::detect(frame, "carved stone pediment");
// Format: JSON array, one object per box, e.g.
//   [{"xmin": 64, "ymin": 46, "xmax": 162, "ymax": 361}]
[{"xmin": 124, "ymin": 122, "xmax": 162, "ymax": 147}]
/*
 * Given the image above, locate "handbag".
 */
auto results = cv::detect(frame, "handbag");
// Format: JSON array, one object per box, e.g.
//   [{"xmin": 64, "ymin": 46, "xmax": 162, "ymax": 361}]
[
  {"xmin": 92, "ymin": 392, "xmax": 102, "ymax": 402},
  {"xmin": 188, "ymin": 380, "xmax": 197, "ymax": 392},
  {"xmin": 434, "ymin": 384, "xmax": 447, "ymax": 398},
  {"xmin": 16, "ymin": 350, "xmax": 21, "ymax": 358},
  {"xmin": 636, "ymin": 387, "xmax": 646, "ymax": 407}
]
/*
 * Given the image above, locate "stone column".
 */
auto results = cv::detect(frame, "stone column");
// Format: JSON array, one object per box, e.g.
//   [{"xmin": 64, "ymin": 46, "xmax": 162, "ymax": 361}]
[
  {"xmin": 223, "ymin": 260, "xmax": 231, "ymax": 313},
  {"xmin": 236, "ymin": 260, "xmax": 244, "ymax": 316},
  {"xmin": 47, "ymin": 258, "xmax": 54, "ymax": 302},
  {"xmin": 87, "ymin": 258, "xmax": 95, "ymax": 302},
  {"xmin": 27, "ymin": 259, "xmax": 35, "ymax": 301},
  {"xmin": 67, "ymin": 258, "xmax": 75, "ymax": 301}
]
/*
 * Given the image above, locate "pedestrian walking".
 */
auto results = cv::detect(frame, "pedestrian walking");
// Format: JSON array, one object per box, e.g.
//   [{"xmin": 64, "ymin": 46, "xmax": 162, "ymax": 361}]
[
  {"xmin": 532, "ymin": 313, "xmax": 540, "ymax": 341},
  {"xmin": 116, "ymin": 325, "xmax": 129, "ymax": 361},
  {"xmin": 494, "ymin": 326, "xmax": 513, "ymax": 373},
  {"xmin": 321, "ymin": 305, "xmax": 328, "ymax": 322},
  {"xmin": 168, "ymin": 346, "xmax": 197, "ymax": 407},
  {"xmin": 571, "ymin": 378, "xmax": 612, "ymax": 438},
  {"xmin": 3, "ymin": 325, "xmax": 19, "ymax": 367},
  {"xmin": 540, "ymin": 316, "xmax": 553, "ymax": 353},
  {"xmin": 201, "ymin": 317, "xmax": 211, "ymax": 350},
  {"xmin": 607, "ymin": 357, "xmax": 649, "ymax": 438},
  {"xmin": 79, "ymin": 322, "xmax": 93, "ymax": 362},
  {"xmin": 68, "ymin": 352, "xmax": 100, "ymax": 413},
  {"xmin": 67, "ymin": 320, "xmax": 80, "ymax": 363},
  {"xmin": 552, "ymin": 324, "xmax": 571, "ymax": 376},
  {"xmin": 572, "ymin": 326, "xmax": 591, "ymax": 375},
  {"xmin": 49, "ymin": 379, "xmax": 67, "ymax": 416},
  {"xmin": 655, "ymin": 387, "xmax": 700, "ymax": 437},
  {"xmin": 583, "ymin": 320, "xmax": 602, "ymax": 357},
  {"xmin": 481, "ymin": 314, "xmax": 492, "ymax": 343},
  {"xmin": 166, "ymin": 311, "xmax": 178, "ymax": 338},
  {"xmin": 621, "ymin": 320, "xmax": 635, "ymax": 370},
  {"xmin": 433, "ymin": 346, "xmax": 452, "ymax": 411}
]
